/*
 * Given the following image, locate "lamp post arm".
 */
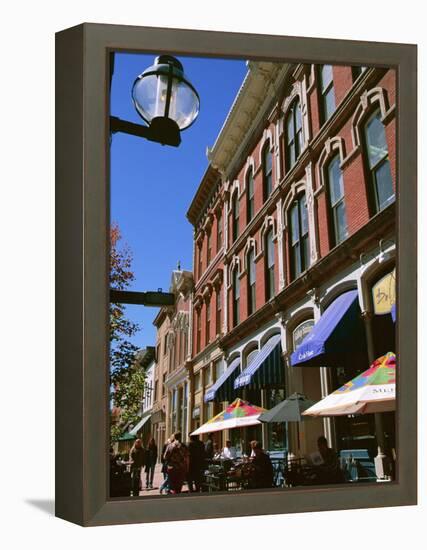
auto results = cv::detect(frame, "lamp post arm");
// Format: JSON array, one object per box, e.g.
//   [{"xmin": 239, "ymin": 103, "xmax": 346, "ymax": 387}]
[
  {"xmin": 110, "ymin": 289, "xmax": 175, "ymax": 307},
  {"xmin": 110, "ymin": 116, "xmax": 152, "ymax": 139}
]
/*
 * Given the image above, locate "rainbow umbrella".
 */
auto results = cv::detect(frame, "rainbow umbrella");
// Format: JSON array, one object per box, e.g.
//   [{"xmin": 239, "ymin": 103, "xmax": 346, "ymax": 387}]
[
  {"xmin": 302, "ymin": 352, "xmax": 396, "ymax": 417},
  {"xmin": 190, "ymin": 398, "xmax": 266, "ymax": 435}
]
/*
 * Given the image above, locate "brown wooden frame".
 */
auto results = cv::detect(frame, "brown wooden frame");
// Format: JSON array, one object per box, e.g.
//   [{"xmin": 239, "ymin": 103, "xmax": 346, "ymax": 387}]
[{"xmin": 56, "ymin": 23, "xmax": 417, "ymax": 526}]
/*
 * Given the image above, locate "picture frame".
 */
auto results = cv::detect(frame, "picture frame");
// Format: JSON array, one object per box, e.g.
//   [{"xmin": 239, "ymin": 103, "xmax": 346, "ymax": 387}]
[{"xmin": 55, "ymin": 22, "xmax": 417, "ymax": 526}]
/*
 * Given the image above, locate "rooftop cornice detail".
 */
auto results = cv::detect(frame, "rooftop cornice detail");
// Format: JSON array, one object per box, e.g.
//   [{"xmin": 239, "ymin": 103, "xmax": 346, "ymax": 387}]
[{"xmin": 207, "ymin": 61, "xmax": 291, "ymax": 178}]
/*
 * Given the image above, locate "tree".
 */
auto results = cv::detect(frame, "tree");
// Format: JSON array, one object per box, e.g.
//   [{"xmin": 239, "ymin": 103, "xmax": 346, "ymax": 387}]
[{"xmin": 109, "ymin": 223, "xmax": 145, "ymax": 442}]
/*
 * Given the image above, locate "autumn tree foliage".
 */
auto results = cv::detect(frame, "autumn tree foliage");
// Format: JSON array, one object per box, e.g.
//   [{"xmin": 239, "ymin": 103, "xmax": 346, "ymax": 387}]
[{"xmin": 110, "ymin": 223, "xmax": 145, "ymax": 442}]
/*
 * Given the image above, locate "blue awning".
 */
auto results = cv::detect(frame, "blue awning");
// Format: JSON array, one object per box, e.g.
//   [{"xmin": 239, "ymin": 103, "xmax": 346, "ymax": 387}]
[
  {"xmin": 204, "ymin": 358, "xmax": 241, "ymax": 403},
  {"xmin": 290, "ymin": 290, "xmax": 367, "ymax": 368},
  {"xmin": 234, "ymin": 334, "xmax": 283, "ymax": 389},
  {"xmin": 391, "ymin": 303, "xmax": 396, "ymax": 323}
]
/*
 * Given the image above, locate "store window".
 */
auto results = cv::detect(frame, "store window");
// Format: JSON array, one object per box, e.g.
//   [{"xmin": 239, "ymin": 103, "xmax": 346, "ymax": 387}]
[
  {"xmin": 289, "ymin": 194, "xmax": 310, "ymax": 280},
  {"xmin": 215, "ymin": 358, "xmax": 225, "ymax": 381},
  {"xmin": 285, "ymin": 99, "xmax": 303, "ymax": 171},
  {"xmin": 327, "ymin": 154, "xmax": 348, "ymax": 246},
  {"xmin": 363, "ymin": 110, "xmax": 394, "ymax": 213},
  {"xmin": 318, "ymin": 64, "xmax": 336, "ymax": 123},
  {"xmin": 194, "ymin": 371, "xmax": 201, "ymax": 392}
]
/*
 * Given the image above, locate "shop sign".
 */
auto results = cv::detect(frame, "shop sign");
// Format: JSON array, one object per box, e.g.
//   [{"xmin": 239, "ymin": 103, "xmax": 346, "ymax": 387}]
[
  {"xmin": 372, "ymin": 269, "xmax": 396, "ymax": 315},
  {"xmin": 192, "ymin": 406, "xmax": 200, "ymax": 419},
  {"xmin": 293, "ymin": 319, "xmax": 314, "ymax": 349}
]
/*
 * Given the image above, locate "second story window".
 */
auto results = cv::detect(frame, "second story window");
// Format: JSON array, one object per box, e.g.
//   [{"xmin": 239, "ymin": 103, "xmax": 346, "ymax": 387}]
[
  {"xmin": 246, "ymin": 167, "xmax": 254, "ymax": 224},
  {"xmin": 363, "ymin": 110, "xmax": 394, "ymax": 213},
  {"xmin": 207, "ymin": 229, "xmax": 212, "ymax": 265},
  {"xmin": 217, "ymin": 210, "xmax": 223, "ymax": 251},
  {"xmin": 216, "ymin": 286, "xmax": 222, "ymax": 335},
  {"xmin": 232, "ymin": 266, "xmax": 240, "ymax": 327},
  {"xmin": 319, "ymin": 64, "xmax": 336, "ymax": 124},
  {"xmin": 198, "ymin": 243, "xmax": 203, "ymax": 279},
  {"xmin": 231, "ymin": 192, "xmax": 239, "ymax": 242},
  {"xmin": 265, "ymin": 229, "xmax": 275, "ymax": 300},
  {"xmin": 196, "ymin": 309, "xmax": 201, "ymax": 353},
  {"xmin": 285, "ymin": 99, "xmax": 303, "ymax": 171},
  {"xmin": 289, "ymin": 194, "xmax": 310, "ymax": 279},
  {"xmin": 247, "ymin": 248, "xmax": 256, "ymax": 315},
  {"xmin": 262, "ymin": 142, "xmax": 273, "ymax": 201},
  {"xmin": 327, "ymin": 154, "xmax": 348, "ymax": 246},
  {"xmin": 206, "ymin": 301, "xmax": 211, "ymax": 344}
]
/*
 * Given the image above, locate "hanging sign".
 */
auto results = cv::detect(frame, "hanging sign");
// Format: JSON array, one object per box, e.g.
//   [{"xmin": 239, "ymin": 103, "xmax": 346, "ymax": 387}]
[{"xmin": 372, "ymin": 269, "xmax": 396, "ymax": 315}]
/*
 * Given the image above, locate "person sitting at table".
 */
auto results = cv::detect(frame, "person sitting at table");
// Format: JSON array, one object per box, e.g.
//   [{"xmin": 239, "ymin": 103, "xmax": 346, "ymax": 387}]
[
  {"xmin": 314, "ymin": 435, "xmax": 344, "ymax": 484},
  {"xmin": 249, "ymin": 440, "xmax": 274, "ymax": 489},
  {"xmin": 221, "ymin": 440, "xmax": 237, "ymax": 460}
]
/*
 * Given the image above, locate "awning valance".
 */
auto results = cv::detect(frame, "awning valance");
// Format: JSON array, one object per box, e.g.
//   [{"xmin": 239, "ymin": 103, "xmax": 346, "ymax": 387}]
[
  {"xmin": 129, "ymin": 414, "xmax": 150, "ymax": 436},
  {"xmin": 234, "ymin": 334, "xmax": 283, "ymax": 389},
  {"xmin": 204, "ymin": 357, "xmax": 240, "ymax": 403},
  {"xmin": 290, "ymin": 290, "xmax": 367, "ymax": 368}
]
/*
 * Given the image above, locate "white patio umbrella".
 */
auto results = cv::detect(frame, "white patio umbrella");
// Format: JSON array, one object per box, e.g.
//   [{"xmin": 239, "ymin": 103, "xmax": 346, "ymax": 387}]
[{"xmin": 302, "ymin": 352, "xmax": 396, "ymax": 417}]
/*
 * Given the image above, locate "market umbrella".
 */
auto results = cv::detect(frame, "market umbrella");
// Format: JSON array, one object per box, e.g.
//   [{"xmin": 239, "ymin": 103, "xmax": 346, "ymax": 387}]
[
  {"xmin": 190, "ymin": 398, "xmax": 266, "ymax": 436},
  {"xmin": 258, "ymin": 393, "xmax": 316, "ymax": 423},
  {"xmin": 302, "ymin": 352, "xmax": 396, "ymax": 417},
  {"xmin": 118, "ymin": 432, "xmax": 137, "ymax": 441}
]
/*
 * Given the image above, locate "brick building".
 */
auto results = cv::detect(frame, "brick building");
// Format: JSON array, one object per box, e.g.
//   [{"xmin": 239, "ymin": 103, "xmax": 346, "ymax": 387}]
[
  {"xmin": 186, "ymin": 60, "xmax": 396, "ymax": 459},
  {"xmin": 151, "ymin": 267, "xmax": 193, "ymax": 452}
]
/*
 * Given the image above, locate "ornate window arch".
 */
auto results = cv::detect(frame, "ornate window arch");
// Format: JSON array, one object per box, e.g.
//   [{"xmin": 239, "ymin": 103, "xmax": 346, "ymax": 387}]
[
  {"xmin": 282, "ymin": 180, "xmax": 307, "ymax": 226},
  {"xmin": 242, "ymin": 341, "xmax": 259, "ymax": 368},
  {"xmin": 260, "ymin": 215, "xmax": 277, "ymax": 250},
  {"xmin": 351, "ymin": 87, "xmax": 392, "ymax": 148},
  {"xmin": 283, "ymin": 96, "xmax": 303, "ymax": 172},
  {"xmin": 317, "ymin": 136, "xmax": 347, "ymax": 192},
  {"xmin": 261, "ymin": 137, "xmax": 273, "ymax": 202}
]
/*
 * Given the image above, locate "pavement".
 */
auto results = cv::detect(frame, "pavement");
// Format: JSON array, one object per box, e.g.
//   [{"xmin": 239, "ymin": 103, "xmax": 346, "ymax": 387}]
[{"xmin": 137, "ymin": 462, "xmax": 190, "ymax": 497}]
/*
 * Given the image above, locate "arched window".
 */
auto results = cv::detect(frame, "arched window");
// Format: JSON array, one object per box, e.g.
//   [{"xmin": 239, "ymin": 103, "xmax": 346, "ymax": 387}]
[
  {"xmin": 198, "ymin": 243, "xmax": 203, "ymax": 280},
  {"xmin": 205, "ymin": 300, "xmax": 211, "ymax": 344},
  {"xmin": 206, "ymin": 229, "xmax": 212, "ymax": 265},
  {"xmin": 289, "ymin": 194, "xmax": 310, "ymax": 279},
  {"xmin": 285, "ymin": 99, "xmax": 303, "ymax": 171},
  {"xmin": 231, "ymin": 192, "xmax": 239, "ymax": 242},
  {"xmin": 215, "ymin": 286, "xmax": 222, "ymax": 335},
  {"xmin": 247, "ymin": 248, "xmax": 256, "ymax": 315},
  {"xmin": 216, "ymin": 210, "xmax": 223, "ymax": 251},
  {"xmin": 262, "ymin": 142, "xmax": 273, "ymax": 201},
  {"xmin": 196, "ymin": 309, "xmax": 202, "ymax": 353},
  {"xmin": 265, "ymin": 229, "xmax": 275, "ymax": 300},
  {"xmin": 327, "ymin": 154, "xmax": 348, "ymax": 246},
  {"xmin": 246, "ymin": 167, "xmax": 255, "ymax": 224},
  {"xmin": 245, "ymin": 347, "xmax": 259, "ymax": 367},
  {"xmin": 363, "ymin": 110, "xmax": 394, "ymax": 213},
  {"xmin": 232, "ymin": 266, "xmax": 240, "ymax": 327},
  {"xmin": 318, "ymin": 64, "xmax": 336, "ymax": 124}
]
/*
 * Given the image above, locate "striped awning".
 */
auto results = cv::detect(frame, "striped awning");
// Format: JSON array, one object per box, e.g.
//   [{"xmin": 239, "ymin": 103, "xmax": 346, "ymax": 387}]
[
  {"xmin": 204, "ymin": 357, "xmax": 241, "ymax": 402},
  {"xmin": 234, "ymin": 334, "xmax": 283, "ymax": 390},
  {"xmin": 129, "ymin": 414, "xmax": 150, "ymax": 436}
]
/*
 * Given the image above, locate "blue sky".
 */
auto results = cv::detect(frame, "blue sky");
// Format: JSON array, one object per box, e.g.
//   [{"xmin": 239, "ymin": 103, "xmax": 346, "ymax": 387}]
[{"xmin": 110, "ymin": 53, "xmax": 247, "ymax": 348}]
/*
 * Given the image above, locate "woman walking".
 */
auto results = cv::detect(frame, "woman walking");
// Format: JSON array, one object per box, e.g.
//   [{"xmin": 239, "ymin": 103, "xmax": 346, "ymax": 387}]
[
  {"xmin": 144, "ymin": 437, "xmax": 158, "ymax": 490},
  {"xmin": 129, "ymin": 439, "xmax": 146, "ymax": 497}
]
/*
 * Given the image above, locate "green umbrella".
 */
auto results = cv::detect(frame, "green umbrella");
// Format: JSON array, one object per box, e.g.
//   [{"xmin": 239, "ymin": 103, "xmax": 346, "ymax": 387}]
[{"xmin": 258, "ymin": 393, "xmax": 316, "ymax": 423}]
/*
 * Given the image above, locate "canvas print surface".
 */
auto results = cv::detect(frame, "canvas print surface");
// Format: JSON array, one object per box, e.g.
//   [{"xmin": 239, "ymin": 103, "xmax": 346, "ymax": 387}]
[{"xmin": 108, "ymin": 52, "xmax": 396, "ymax": 499}]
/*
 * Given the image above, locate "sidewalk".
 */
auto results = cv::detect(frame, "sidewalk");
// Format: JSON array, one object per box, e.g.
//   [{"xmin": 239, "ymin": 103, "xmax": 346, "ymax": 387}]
[{"xmin": 137, "ymin": 462, "xmax": 190, "ymax": 497}]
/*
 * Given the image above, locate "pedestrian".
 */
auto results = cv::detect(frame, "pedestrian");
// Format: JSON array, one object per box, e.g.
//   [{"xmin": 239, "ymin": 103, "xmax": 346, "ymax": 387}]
[
  {"xmin": 159, "ymin": 438, "xmax": 171, "ymax": 495},
  {"xmin": 129, "ymin": 438, "xmax": 146, "ymax": 496},
  {"xmin": 164, "ymin": 432, "xmax": 189, "ymax": 494},
  {"xmin": 187, "ymin": 434, "xmax": 206, "ymax": 492},
  {"xmin": 145, "ymin": 437, "xmax": 158, "ymax": 489},
  {"xmin": 205, "ymin": 433, "xmax": 214, "ymax": 461}
]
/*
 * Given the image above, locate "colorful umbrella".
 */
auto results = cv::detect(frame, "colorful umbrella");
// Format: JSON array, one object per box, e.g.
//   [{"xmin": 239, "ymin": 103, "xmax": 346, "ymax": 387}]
[
  {"xmin": 302, "ymin": 352, "xmax": 396, "ymax": 416},
  {"xmin": 190, "ymin": 398, "xmax": 266, "ymax": 435}
]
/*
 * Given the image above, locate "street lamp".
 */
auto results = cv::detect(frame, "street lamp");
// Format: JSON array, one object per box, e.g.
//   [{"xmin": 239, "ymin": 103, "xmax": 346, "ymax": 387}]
[{"xmin": 110, "ymin": 55, "xmax": 200, "ymax": 147}]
